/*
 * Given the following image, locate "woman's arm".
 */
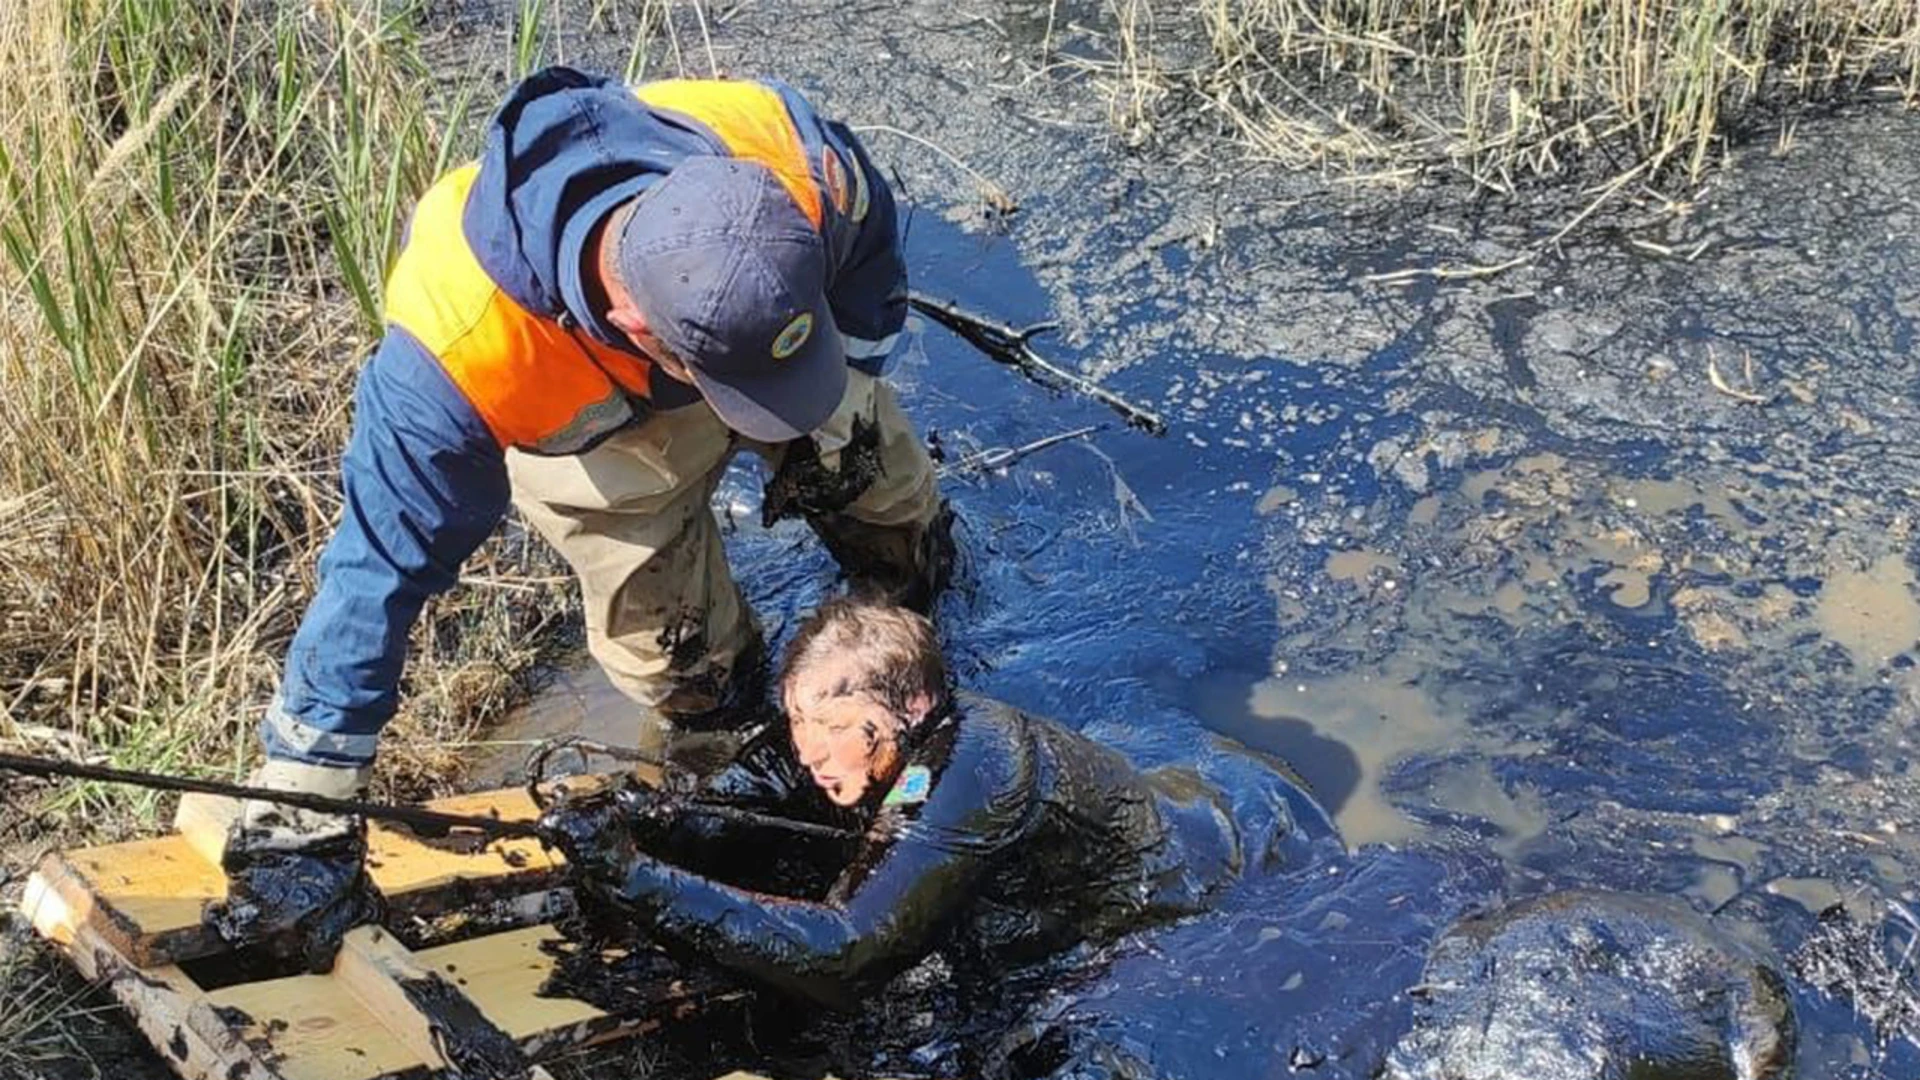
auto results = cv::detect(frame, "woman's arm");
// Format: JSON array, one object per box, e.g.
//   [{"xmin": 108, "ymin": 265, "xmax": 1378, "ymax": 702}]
[{"xmin": 601, "ymin": 826, "xmax": 990, "ymax": 1011}]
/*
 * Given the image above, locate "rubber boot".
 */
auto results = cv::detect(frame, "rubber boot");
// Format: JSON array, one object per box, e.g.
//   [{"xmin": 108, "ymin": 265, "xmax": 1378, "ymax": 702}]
[
  {"xmin": 653, "ymin": 631, "xmax": 774, "ymax": 782},
  {"xmin": 808, "ymin": 501, "xmax": 956, "ymax": 614}
]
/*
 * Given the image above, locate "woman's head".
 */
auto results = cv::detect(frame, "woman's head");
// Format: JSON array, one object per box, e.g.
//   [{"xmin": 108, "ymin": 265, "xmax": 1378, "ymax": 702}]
[{"xmin": 781, "ymin": 599, "xmax": 949, "ymax": 807}]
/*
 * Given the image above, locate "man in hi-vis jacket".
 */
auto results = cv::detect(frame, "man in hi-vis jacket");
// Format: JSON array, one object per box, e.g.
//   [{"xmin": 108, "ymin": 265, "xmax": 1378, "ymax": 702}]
[{"xmin": 207, "ymin": 68, "xmax": 951, "ymax": 971}]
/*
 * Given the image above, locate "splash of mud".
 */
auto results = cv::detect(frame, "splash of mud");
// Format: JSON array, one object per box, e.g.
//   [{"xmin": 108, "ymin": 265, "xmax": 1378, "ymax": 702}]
[
  {"xmin": 1817, "ymin": 554, "xmax": 1920, "ymax": 668},
  {"xmin": 1792, "ymin": 903, "xmax": 1920, "ymax": 1057}
]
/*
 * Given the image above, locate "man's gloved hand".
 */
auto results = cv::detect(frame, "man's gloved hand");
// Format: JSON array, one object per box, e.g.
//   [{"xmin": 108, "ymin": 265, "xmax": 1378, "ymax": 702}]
[
  {"xmin": 761, "ymin": 370, "xmax": 885, "ymax": 528},
  {"xmin": 761, "ymin": 411, "xmax": 885, "ymax": 527},
  {"xmin": 203, "ymin": 760, "xmax": 381, "ymax": 974}
]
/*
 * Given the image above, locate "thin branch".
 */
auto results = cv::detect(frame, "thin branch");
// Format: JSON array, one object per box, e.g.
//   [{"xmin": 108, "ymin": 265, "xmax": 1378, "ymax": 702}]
[
  {"xmin": 850, "ymin": 124, "xmax": 1019, "ymax": 213},
  {"xmin": 939, "ymin": 425, "xmax": 1104, "ymax": 478}
]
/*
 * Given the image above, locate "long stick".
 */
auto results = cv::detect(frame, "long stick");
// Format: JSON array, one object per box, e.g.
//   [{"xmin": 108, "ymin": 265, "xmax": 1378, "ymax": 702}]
[
  {"xmin": 0, "ymin": 751, "xmax": 544, "ymax": 839},
  {"xmin": 0, "ymin": 752, "xmax": 859, "ymax": 843},
  {"xmin": 939, "ymin": 424, "xmax": 1104, "ymax": 477},
  {"xmin": 908, "ymin": 292, "xmax": 1168, "ymax": 435}
]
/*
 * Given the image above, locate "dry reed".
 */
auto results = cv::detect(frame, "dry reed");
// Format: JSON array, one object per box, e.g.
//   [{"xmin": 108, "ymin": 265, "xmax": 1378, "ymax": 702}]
[
  {"xmin": 0, "ymin": 0, "xmax": 576, "ymax": 829},
  {"xmin": 1078, "ymin": 0, "xmax": 1920, "ymax": 191}
]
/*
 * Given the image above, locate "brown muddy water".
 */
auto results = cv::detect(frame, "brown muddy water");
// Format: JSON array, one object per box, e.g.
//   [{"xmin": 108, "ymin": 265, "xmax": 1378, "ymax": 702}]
[{"xmin": 27, "ymin": 2, "xmax": 1920, "ymax": 1079}]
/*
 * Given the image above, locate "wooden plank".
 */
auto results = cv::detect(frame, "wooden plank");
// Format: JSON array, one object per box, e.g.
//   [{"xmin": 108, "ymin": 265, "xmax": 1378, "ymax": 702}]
[
  {"xmin": 364, "ymin": 788, "xmax": 566, "ymax": 922},
  {"xmin": 27, "ymin": 839, "xmax": 228, "ymax": 966},
  {"xmin": 193, "ymin": 925, "xmax": 677, "ymax": 1080},
  {"xmin": 63, "ymin": 785, "xmax": 571, "ymax": 966},
  {"xmin": 333, "ymin": 925, "xmax": 532, "ymax": 1078},
  {"xmin": 24, "ymin": 868, "xmax": 696, "ymax": 1080},
  {"xmin": 22, "ymin": 846, "xmax": 701, "ymax": 1080},
  {"xmin": 417, "ymin": 925, "xmax": 653, "ymax": 1058},
  {"xmin": 205, "ymin": 972, "xmax": 426, "ymax": 1080},
  {"xmin": 176, "ymin": 787, "xmax": 565, "ymax": 913},
  {"xmin": 20, "ymin": 867, "xmax": 288, "ymax": 1080}
]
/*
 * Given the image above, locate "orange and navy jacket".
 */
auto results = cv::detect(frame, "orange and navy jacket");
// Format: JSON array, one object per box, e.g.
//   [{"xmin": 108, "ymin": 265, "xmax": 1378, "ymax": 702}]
[{"xmin": 265, "ymin": 68, "xmax": 906, "ymax": 769}]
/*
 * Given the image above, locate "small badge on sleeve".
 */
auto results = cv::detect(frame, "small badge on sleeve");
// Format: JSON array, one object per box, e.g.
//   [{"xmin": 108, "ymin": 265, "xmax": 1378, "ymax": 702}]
[
  {"xmin": 771, "ymin": 312, "xmax": 814, "ymax": 360},
  {"xmin": 884, "ymin": 765, "xmax": 932, "ymax": 807}
]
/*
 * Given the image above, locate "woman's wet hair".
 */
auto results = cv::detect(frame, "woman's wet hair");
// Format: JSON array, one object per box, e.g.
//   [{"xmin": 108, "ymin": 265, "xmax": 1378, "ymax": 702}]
[{"xmin": 780, "ymin": 598, "xmax": 950, "ymax": 723}]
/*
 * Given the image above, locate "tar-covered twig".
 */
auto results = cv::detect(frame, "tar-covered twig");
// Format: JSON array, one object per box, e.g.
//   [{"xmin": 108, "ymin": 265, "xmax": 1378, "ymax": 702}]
[
  {"xmin": 524, "ymin": 735, "xmax": 662, "ymax": 808},
  {"xmin": 939, "ymin": 425, "xmax": 1105, "ymax": 478},
  {"xmin": 907, "ymin": 292, "xmax": 1167, "ymax": 435},
  {"xmin": 525, "ymin": 740, "xmax": 860, "ymax": 844},
  {"xmin": 852, "ymin": 125, "xmax": 1019, "ymax": 215},
  {"xmin": 1791, "ymin": 901, "xmax": 1920, "ymax": 1053},
  {"xmin": 0, "ymin": 750, "xmax": 544, "ymax": 841},
  {"xmin": 1706, "ymin": 344, "xmax": 1770, "ymax": 404}
]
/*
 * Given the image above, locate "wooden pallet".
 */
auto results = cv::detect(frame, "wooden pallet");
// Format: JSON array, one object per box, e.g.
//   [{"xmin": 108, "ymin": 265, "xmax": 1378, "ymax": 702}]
[{"xmin": 17, "ymin": 780, "xmax": 715, "ymax": 1080}]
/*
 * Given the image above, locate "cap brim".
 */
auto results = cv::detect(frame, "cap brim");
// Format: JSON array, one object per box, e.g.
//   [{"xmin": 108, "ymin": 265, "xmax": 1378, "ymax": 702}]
[{"xmin": 689, "ymin": 312, "xmax": 847, "ymax": 443}]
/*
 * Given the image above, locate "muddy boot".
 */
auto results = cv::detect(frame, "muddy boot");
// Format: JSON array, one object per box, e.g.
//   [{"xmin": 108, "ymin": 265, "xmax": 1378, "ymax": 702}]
[
  {"xmin": 810, "ymin": 501, "xmax": 955, "ymax": 614},
  {"xmin": 653, "ymin": 632, "xmax": 775, "ymax": 781}
]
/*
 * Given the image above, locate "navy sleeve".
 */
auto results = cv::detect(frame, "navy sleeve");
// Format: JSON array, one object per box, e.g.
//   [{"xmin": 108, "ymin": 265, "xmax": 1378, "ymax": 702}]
[
  {"xmin": 263, "ymin": 331, "xmax": 508, "ymax": 768},
  {"xmin": 821, "ymin": 121, "xmax": 908, "ymax": 375}
]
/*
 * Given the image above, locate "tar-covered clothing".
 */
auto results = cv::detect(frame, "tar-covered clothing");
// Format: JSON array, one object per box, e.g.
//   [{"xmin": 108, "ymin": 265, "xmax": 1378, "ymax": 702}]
[
  {"xmin": 264, "ymin": 68, "xmax": 918, "ymax": 770},
  {"xmin": 507, "ymin": 369, "xmax": 937, "ymax": 731},
  {"xmin": 601, "ymin": 694, "xmax": 1318, "ymax": 1011}
]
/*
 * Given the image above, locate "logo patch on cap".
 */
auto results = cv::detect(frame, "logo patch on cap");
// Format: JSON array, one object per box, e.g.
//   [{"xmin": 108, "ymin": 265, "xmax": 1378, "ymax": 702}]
[
  {"xmin": 822, "ymin": 147, "xmax": 850, "ymax": 215},
  {"xmin": 771, "ymin": 312, "xmax": 814, "ymax": 360}
]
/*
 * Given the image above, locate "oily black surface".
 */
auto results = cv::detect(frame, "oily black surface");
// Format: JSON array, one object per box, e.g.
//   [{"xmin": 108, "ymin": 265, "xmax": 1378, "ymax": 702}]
[
  {"xmin": 26, "ymin": 1, "xmax": 1920, "ymax": 1077},
  {"xmin": 1384, "ymin": 891, "xmax": 1795, "ymax": 1080},
  {"xmin": 451, "ymin": 2, "xmax": 1920, "ymax": 1077},
  {"xmin": 395, "ymin": 971, "xmax": 531, "ymax": 1080}
]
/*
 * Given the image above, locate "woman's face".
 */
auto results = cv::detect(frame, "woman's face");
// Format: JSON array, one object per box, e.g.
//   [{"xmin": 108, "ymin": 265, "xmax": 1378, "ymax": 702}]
[{"xmin": 786, "ymin": 656, "xmax": 906, "ymax": 807}]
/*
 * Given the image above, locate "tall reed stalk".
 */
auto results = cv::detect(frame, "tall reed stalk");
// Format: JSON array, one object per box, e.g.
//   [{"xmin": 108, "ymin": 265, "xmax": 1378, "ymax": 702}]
[{"xmin": 0, "ymin": 0, "xmax": 569, "ymax": 823}]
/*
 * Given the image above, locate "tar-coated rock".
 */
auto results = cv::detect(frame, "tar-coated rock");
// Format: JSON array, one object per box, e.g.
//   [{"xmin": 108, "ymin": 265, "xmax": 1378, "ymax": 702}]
[{"xmin": 1385, "ymin": 891, "xmax": 1794, "ymax": 1080}]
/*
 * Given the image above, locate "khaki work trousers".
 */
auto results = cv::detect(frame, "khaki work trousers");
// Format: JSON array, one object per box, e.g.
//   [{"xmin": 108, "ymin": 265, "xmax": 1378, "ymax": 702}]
[{"xmin": 506, "ymin": 369, "xmax": 938, "ymax": 741}]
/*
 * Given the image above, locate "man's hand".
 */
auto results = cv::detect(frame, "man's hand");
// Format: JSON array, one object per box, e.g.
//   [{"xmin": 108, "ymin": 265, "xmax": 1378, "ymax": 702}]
[{"xmin": 205, "ymin": 801, "xmax": 381, "ymax": 973}]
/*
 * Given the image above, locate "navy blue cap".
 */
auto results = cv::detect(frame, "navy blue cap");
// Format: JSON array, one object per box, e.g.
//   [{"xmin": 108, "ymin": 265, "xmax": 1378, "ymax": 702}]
[{"xmin": 616, "ymin": 155, "xmax": 844, "ymax": 442}]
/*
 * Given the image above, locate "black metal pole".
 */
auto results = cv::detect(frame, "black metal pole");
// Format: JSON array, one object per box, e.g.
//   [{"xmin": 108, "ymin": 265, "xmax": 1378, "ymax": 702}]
[
  {"xmin": 0, "ymin": 751, "xmax": 545, "ymax": 839},
  {"xmin": 0, "ymin": 751, "xmax": 858, "ymax": 843}
]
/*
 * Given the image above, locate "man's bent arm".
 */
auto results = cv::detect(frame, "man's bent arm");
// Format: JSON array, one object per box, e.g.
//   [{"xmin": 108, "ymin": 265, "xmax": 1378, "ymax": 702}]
[
  {"xmin": 821, "ymin": 120, "xmax": 908, "ymax": 374},
  {"xmin": 263, "ymin": 330, "xmax": 508, "ymax": 780}
]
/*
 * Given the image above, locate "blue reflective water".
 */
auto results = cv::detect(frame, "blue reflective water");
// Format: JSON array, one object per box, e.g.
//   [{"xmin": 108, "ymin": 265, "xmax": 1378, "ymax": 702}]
[
  {"xmin": 827, "ymin": 212, "xmax": 1910, "ymax": 1076},
  {"xmin": 512, "ymin": 207, "xmax": 1919, "ymax": 1078}
]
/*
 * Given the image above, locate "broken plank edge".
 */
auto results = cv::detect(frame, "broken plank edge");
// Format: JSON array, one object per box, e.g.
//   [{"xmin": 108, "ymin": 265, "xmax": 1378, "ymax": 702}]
[
  {"xmin": 24, "ymin": 849, "xmax": 226, "ymax": 969},
  {"xmin": 20, "ymin": 867, "xmax": 289, "ymax": 1080}
]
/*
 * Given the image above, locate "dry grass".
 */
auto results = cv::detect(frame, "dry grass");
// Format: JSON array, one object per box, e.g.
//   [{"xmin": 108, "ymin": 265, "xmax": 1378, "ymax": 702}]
[
  {"xmin": 0, "ymin": 1, "xmax": 720, "ymax": 1070},
  {"xmin": 0, "ymin": 0, "xmax": 579, "ymax": 830},
  {"xmin": 0, "ymin": 918, "xmax": 100, "ymax": 1076},
  {"xmin": 1075, "ymin": 0, "xmax": 1920, "ymax": 192}
]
